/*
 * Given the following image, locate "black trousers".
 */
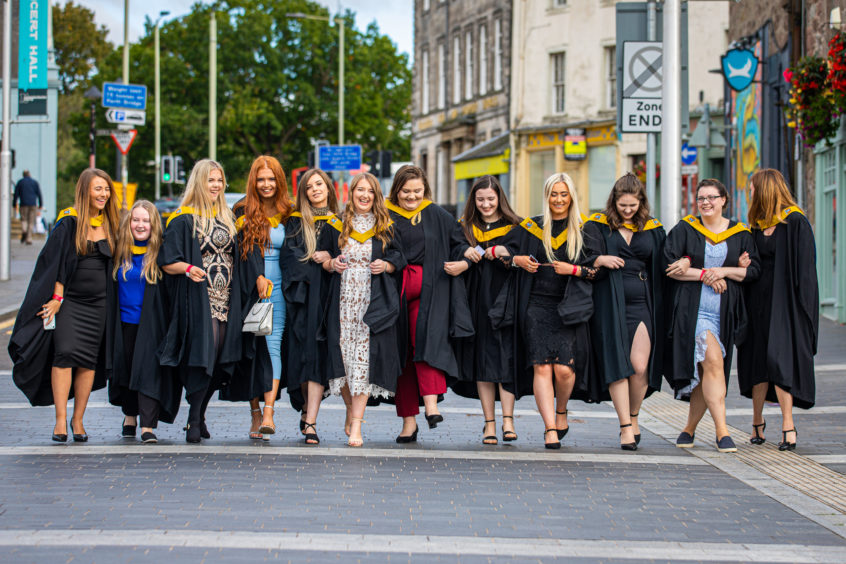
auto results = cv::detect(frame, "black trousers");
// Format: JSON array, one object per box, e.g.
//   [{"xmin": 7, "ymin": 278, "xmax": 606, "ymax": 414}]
[
  {"xmin": 121, "ymin": 322, "xmax": 162, "ymax": 428},
  {"xmin": 186, "ymin": 319, "xmax": 227, "ymax": 426}
]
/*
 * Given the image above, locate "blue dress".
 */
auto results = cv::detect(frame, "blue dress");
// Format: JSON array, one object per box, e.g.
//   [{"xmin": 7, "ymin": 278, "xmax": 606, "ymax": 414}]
[
  {"xmin": 264, "ymin": 223, "xmax": 286, "ymax": 380},
  {"xmin": 680, "ymin": 241, "xmax": 727, "ymax": 397}
]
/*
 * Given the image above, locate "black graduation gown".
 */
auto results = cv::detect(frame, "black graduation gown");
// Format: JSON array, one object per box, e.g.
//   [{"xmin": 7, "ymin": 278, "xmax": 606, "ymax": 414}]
[
  {"xmin": 452, "ymin": 219, "xmax": 517, "ymax": 399},
  {"xmin": 387, "ymin": 201, "xmax": 474, "ymax": 379},
  {"xmin": 157, "ymin": 213, "xmax": 243, "ymax": 397},
  {"xmin": 587, "ymin": 214, "xmax": 666, "ymax": 394},
  {"xmin": 489, "ymin": 215, "xmax": 606, "ymax": 402},
  {"xmin": 105, "ymin": 264, "xmax": 180, "ymax": 423},
  {"xmin": 662, "ymin": 216, "xmax": 760, "ymax": 399},
  {"xmin": 319, "ymin": 215, "xmax": 407, "ymax": 394},
  {"xmin": 737, "ymin": 207, "xmax": 818, "ymax": 409},
  {"xmin": 280, "ymin": 213, "xmax": 336, "ymax": 411},
  {"xmin": 9, "ymin": 216, "xmax": 108, "ymax": 406},
  {"xmin": 220, "ymin": 208, "xmax": 274, "ymax": 402}
]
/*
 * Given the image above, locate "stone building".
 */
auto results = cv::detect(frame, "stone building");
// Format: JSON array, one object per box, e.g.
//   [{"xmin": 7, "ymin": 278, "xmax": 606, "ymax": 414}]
[
  {"xmin": 411, "ymin": 0, "xmax": 512, "ymax": 210},
  {"xmin": 728, "ymin": 0, "xmax": 845, "ymax": 322}
]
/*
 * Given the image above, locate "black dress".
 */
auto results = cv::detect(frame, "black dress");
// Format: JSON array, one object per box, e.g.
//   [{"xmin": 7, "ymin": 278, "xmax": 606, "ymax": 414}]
[
  {"xmin": 53, "ymin": 240, "xmax": 110, "ymax": 369},
  {"xmin": 618, "ymin": 231, "xmax": 654, "ymax": 350}
]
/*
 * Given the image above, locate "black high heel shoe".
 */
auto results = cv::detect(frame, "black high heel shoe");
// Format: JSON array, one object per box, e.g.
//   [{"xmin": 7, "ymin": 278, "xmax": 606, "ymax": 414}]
[
  {"xmin": 750, "ymin": 421, "xmax": 766, "ymax": 445},
  {"xmin": 425, "ymin": 413, "xmax": 444, "ymax": 429},
  {"xmin": 71, "ymin": 420, "xmax": 88, "ymax": 443},
  {"xmin": 52, "ymin": 420, "xmax": 68, "ymax": 443},
  {"xmin": 200, "ymin": 420, "xmax": 211, "ymax": 439},
  {"xmin": 620, "ymin": 423, "xmax": 637, "ymax": 451},
  {"xmin": 778, "ymin": 428, "xmax": 797, "ymax": 451},
  {"xmin": 185, "ymin": 423, "xmax": 202, "ymax": 443},
  {"xmin": 482, "ymin": 419, "xmax": 498, "ymax": 445},
  {"xmin": 544, "ymin": 428, "xmax": 561, "ymax": 450},
  {"xmin": 556, "ymin": 410, "xmax": 569, "ymax": 440},
  {"xmin": 630, "ymin": 412, "xmax": 641, "ymax": 445},
  {"xmin": 502, "ymin": 415, "xmax": 518, "ymax": 442},
  {"xmin": 396, "ymin": 426, "xmax": 419, "ymax": 443}
]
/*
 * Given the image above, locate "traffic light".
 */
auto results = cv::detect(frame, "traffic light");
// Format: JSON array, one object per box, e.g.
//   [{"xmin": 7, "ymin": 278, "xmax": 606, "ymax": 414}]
[
  {"xmin": 379, "ymin": 151, "xmax": 392, "ymax": 178},
  {"xmin": 161, "ymin": 155, "xmax": 174, "ymax": 184},
  {"xmin": 174, "ymin": 156, "xmax": 186, "ymax": 184},
  {"xmin": 366, "ymin": 150, "xmax": 380, "ymax": 177}
]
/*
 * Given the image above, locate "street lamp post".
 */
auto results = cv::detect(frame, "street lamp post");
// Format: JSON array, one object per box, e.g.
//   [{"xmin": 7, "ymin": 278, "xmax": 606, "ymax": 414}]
[
  {"xmin": 153, "ymin": 11, "xmax": 170, "ymax": 201},
  {"xmin": 83, "ymin": 86, "xmax": 101, "ymax": 169}
]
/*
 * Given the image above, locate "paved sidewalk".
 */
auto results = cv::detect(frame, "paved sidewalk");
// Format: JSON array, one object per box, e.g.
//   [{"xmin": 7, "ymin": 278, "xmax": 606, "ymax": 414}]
[{"xmin": 0, "ymin": 236, "xmax": 44, "ymax": 319}]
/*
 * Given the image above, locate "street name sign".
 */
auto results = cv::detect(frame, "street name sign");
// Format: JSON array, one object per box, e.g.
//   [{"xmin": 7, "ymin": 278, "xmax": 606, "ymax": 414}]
[
  {"xmin": 111, "ymin": 129, "xmax": 138, "ymax": 155},
  {"xmin": 621, "ymin": 41, "xmax": 663, "ymax": 133},
  {"xmin": 106, "ymin": 109, "xmax": 146, "ymax": 126},
  {"xmin": 318, "ymin": 145, "xmax": 362, "ymax": 171},
  {"xmin": 102, "ymin": 82, "xmax": 147, "ymax": 110}
]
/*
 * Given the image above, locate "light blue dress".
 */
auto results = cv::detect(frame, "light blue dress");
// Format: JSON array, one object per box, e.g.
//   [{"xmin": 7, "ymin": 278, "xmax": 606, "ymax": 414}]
[
  {"xmin": 680, "ymin": 241, "xmax": 727, "ymax": 397},
  {"xmin": 264, "ymin": 223, "xmax": 286, "ymax": 380}
]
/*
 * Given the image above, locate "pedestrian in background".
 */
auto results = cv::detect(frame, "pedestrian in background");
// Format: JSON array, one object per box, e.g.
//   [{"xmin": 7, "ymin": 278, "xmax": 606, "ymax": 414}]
[
  {"xmin": 494, "ymin": 172, "xmax": 601, "ymax": 449},
  {"xmin": 158, "ymin": 159, "xmax": 244, "ymax": 443},
  {"xmin": 281, "ymin": 169, "xmax": 340, "ymax": 443},
  {"xmin": 9, "ymin": 168, "xmax": 119, "ymax": 442},
  {"xmin": 231, "ymin": 156, "xmax": 293, "ymax": 440},
  {"xmin": 106, "ymin": 200, "xmax": 178, "ymax": 444},
  {"xmin": 587, "ymin": 173, "xmax": 666, "ymax": 451},
  {"xmin": 663, "ymin": 179, "xmax": 759, "ymax": 453},
  {"xmin": 14, "ymin": 170, "xmax": 43, "ymax": 245},
  {"xmin": 453, "ymin": 175, "xmax": 521, "ymax": 445},
  {"xmin": 321, "ymin": 172, "xmax": 405, "ymax": 447},
  {"xmin": 386, "ymin": 165, "xmax": 474, "ymax": 443},
  {"xmin": 737, "ymin": 169, "xmax": 818, "ymax": 451}
]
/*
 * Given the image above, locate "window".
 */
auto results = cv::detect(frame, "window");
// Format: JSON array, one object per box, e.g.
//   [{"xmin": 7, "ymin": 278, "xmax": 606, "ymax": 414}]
[
  {"xmin": 421, "ymin": 49, "xmax": 430, "ymax": 114},
  {"xmin": 605, "ymin": 46, "xmax": 616, "ymax": 109},
  {"xmin": 493, "ymin": 18, "xmax": 503, "ymax": 90},
  {"xmin": 554, "ymin": 0, "xmax": 567, "ymax": 6},
  {"xmin": 453, "ymin": 35, "xmax": 462, "ymax": 104},
  {"xmin": 423, "ymin": 0, "xmax": 430, "ymax": 11},
  {"xmin": 551, "ymin": 52, "xmax": 566, "ymax": 114},
  {"xmin": 437, "ymin": 43, "xmax": 446, "ymax": 108},
  {"xmin": 478, "ymin": 24, "xmax": 488, "ymax": 95},
  {"xmin": 465, "ymin": 30, "xmax": 473, "ymax": 100}
]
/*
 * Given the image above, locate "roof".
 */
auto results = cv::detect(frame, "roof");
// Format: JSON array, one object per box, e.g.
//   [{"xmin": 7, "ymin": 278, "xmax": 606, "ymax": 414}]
[{"xmin": 452, "ymin": 132, "xmax": 510, "ymax": 163}]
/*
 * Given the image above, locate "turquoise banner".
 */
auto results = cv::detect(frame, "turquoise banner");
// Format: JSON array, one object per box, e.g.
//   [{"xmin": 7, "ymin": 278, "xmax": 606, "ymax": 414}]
[{"xmin": 18, "ymin": 0, "xmax": 49, "ymax": 90}]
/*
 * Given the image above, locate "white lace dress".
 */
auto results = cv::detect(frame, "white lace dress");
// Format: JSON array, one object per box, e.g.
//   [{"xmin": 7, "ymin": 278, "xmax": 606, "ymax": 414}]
[{"xmin": 328, "ymin": 213, "xmax": 393, "ymax": 399}]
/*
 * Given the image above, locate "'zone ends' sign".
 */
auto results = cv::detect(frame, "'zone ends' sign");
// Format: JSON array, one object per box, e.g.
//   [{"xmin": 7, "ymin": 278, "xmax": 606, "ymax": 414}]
[{"xmin": 621, "ymin": 99, "xmax": 662, "ymax": 132}]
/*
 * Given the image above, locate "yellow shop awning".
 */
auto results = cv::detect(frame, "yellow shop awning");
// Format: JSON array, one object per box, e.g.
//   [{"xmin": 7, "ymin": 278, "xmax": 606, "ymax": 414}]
[{"xmin": 453, "ymin": 132, "xmax": 510, "ymax": 180}]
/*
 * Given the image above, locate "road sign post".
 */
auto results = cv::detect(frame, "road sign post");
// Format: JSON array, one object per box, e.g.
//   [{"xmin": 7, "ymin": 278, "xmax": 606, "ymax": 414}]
[
  {"xmin": 102, "ymin": 83, "xmax": 147, "ymax": 110},
  {"xmin": 621, "ymin": 41, "xmax": 663, "ymax": 134},
  {"xmin": 318, "ymin": 145, "xmax": 362, "ymax": 172},
  {"xmin": 106, "ymin": 108, "xmax": 146, "ymax": 126},
  {"xmin": 111, "ymin": 129, "xmax": 138, "ymax": 155}
]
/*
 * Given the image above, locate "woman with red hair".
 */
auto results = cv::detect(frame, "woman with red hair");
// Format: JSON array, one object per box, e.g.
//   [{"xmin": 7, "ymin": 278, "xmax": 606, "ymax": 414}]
[{"xmin": 230, "ymin": 155, "xmax": 293, "ymax": 439}]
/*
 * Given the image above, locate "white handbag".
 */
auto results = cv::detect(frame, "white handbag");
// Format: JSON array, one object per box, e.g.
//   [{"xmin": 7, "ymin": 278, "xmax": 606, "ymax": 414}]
[{"xmin": 242, "ymin": 300, "xmax": 273, "ymax": 336}]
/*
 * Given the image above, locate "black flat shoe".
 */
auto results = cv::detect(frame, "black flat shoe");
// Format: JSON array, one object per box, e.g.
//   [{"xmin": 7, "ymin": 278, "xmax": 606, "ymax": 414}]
[
  {"xmin": 482, "ymin": 419, "xmax": 498, "ymax": 445},
  {"xmin": 396, "ymin": 426, "xmax": 419, "ymax": 443},
  {"xmin": 556, "ymin": 410, "xmax": 569, "ymax": 440},
  {"xmin": 544, "ymin": 428, "xmax": 561, "ymax": 450},
  {"xmin": 425, "ymin": 413, "xmax": 443, "ymax": 429},
  {"xmin": 186, "ymin": 423, "xmax": 202, "ymax": 443},
  {"xmin": 620, "ymin": 423, "xmax": 637, "ymax": 451},
  {"xmin": 141, "ymin": 431, "xmax": 158, "ymax": 444},
  {"xmin": 750, "ymin": 421, "xmax": 766, "ymax": 445},
  {"xmin": 502, "ymin": 415, "xmax": 518, "ymax": 442},
  {"xmin": 630, "ymin": 412, "xmax": 641, "ymax": 445},
  {"xmin": 122, "ymin": 424, "xmax": 137, "ymax": 438},
  {"xmin": 778, "ymin": 428, "xmax": 797, "ymax": 451}
]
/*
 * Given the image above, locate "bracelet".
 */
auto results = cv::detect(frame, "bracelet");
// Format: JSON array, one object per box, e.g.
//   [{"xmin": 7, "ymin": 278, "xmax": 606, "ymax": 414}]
[
  {"xmin": 491, "ymin": 245, "xmax": 496, "ymax": 257},
  {"xmin": 185, "ymin": 265, "xmax": 193, "ymax": 277},
  {"xmin": 52, "ymin": 294, "xmax": 63, "ymax": 303},
  {"xmin": 682, "ymin": 255, "xmax": 691, "ymax": 262},
  {"xmin": 699, "ymin": 269, "xmax": 707, "ymax": 281},
  {"xmin": 572, "ymin": 264, "xmax": 579, "ymax": 276}
]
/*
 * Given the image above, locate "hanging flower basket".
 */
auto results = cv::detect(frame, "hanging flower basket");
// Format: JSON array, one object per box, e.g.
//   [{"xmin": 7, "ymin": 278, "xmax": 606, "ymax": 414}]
[
  {"xmin": 784, "ymin": 56, "xmax": 839, "ymax": 146},
  {"xmin": 828, "ymin": 32, "xmax": 846, "ymax": 113},
  {"xmin": 632, "ymin": 159, "xmax": 660, "ymax": 185}
]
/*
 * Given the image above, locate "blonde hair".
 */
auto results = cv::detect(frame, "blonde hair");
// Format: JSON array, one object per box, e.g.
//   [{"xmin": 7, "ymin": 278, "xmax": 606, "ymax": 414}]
[
  {"xmin": 295, "ymin": 169, "xmax": 340, "ymax": 261},
  {"xmin": 71, "ymin": 168, "xmax": 120, "ymax": 255},
  {"xmin": 179, "ymin": 159, "xmax": 236, "ymax": 238},
  {"xmin": 541, "ymin": 172, "xmax": 584, "ymax": 262},
  {"xmin": 112, "ymin": 200, "xmax": 163, "ymax": 284},
  {"xmin": 339, "ymin": 173, "xmax": 393, "ymax": 252}
]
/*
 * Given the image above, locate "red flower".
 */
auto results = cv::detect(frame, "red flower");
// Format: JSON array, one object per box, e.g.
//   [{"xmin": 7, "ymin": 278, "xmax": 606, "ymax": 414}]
[{"xmin": 784, "ymin": 68, "xmax": 793, "ymax": 82}]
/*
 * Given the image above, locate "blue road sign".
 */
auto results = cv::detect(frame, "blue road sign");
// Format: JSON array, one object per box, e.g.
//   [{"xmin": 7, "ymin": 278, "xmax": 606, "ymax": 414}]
[
  {"xmin": 681, "ymin": 143, "xmax": 698, "ymax": 165},
  {"xmin": 721, "ymin": 49, "xmax": 758, "ymax": 92},
  {"xmin": 318, "ymin": 145, "xmax": 362, "ymax": 171},
  {"xmin": 102, "ymin": 82, "xmax": 148, "ymax": 110}
]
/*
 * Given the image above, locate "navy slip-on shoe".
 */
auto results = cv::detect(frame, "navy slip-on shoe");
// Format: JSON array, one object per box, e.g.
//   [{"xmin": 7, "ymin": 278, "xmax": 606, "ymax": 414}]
[{"xmin": 676, "ymin": 431, "xmax": 695, "ymax": 448}]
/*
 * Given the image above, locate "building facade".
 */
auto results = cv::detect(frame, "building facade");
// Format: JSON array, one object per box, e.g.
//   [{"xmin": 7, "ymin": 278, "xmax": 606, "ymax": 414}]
[
  {"xmin": 509, "ymin": 0, "xmax": 729, "ymax": 218},
  {"xmin": 411, "ymin": 0, "xmax": 512, "ymax": 212}
]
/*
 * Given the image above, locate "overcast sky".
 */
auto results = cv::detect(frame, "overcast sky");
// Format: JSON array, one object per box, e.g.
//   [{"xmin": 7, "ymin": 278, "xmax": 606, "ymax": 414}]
[{"xmin": 62, "ymin": 0, "xmax": 414, "ymax": 58}]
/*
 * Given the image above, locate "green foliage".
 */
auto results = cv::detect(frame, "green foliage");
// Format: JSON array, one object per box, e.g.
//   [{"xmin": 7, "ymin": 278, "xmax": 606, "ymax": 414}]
[
  {"xmin": 70, "ymin": 0, "xmax": 411, "ymax": 202},
  {"xmin": 52, "ymin": 1, "xmax": 113, "ymax": 94}
]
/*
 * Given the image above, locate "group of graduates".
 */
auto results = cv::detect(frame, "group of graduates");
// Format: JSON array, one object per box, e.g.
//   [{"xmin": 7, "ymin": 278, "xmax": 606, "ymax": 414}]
[{"xmin": 8, "ymin": 157, "xmax": 818, "ymax": 452}]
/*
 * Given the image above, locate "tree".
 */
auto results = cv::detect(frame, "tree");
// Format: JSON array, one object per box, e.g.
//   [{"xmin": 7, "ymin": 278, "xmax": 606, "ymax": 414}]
[{"xmin": 52, "ymin": 1, "xmax": 113, "ymax": 94}]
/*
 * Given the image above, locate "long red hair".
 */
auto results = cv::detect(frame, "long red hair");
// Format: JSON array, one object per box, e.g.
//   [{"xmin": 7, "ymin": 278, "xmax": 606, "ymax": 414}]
[{"xmin": 237, "ymin": 155, "xmax": 293, "ymax": 260}]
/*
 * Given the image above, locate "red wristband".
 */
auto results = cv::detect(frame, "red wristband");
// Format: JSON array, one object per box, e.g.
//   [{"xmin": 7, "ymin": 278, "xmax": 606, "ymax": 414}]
[
  {"xmin": 185, "ymin": 265, "xmax": 193, "ymax": 278},
  {"xmin": 491, "ymin": 245, "xmax": 496, "ymax": 257},
  {"xmin": 572, "ymin": 264, "xmax": 579, "ymax": 276},
  {"xmin": 699, "ymin": 269, "xmax": 707, "ymax": 281},
  {"xmin": 52, "ymin": 294, "xmax": 63, "ymax": 302},
  {"xmin": 682, "ymin": 255, "xmax": 691, "ymax": 262}
]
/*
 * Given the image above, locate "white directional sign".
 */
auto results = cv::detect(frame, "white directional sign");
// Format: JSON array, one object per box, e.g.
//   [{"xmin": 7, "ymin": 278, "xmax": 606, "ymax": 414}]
[
  {"xmin": 621, "ymin": 41, "xmax": 663, "ymax": 133},
  {"xmin": 106, "ymin": 108, "xmax": 146, "ymax": 126}
]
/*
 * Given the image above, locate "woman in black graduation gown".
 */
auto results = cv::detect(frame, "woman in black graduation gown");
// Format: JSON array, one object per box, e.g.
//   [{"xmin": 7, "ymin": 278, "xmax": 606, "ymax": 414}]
[
  {"xmin": 493, "ymin": 172, "xmax": 601, "ymax": 449},
  {"xmin": 230, "ymin": 156, "xmax": 292, "ymax": 440},
  {"xmin": 281, "ymin": 169, "xmax": 341, "ymax": 442},
  {"xmin": 454, "ymin": 175, "xmax": 521, "ymax": 445},
  {"xmin": 386, "ymin": 165, "xmax": 474, "ymax": 442},
  {"xmin": 9, "ymin": 168, "xmax": 120, "ymax": 441},
  {"xmin": 320, "ymin": 173, "xmax": 406, "ymax": 446},
  {"xmin": 158, "ymin": 159, "xmax": 244, "ymax": 443},
  {"xmin": 663, "ymin": 178, "xmax": 759, "ymax": 453},
  {"xmin": 587, "ymin": 173, "xmax": 666, "ymax": 450},
  {"xmin": 106, "ymin": 200, "xmax": 178, "ymax": 443},
  {"xmin": 737, "ymin": 168, "xmax": 818, "ymax": 451}
]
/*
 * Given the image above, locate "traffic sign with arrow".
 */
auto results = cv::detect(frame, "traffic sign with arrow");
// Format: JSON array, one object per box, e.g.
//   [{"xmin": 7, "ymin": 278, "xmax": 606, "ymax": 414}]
[
  {"xmin": 106, "ymin": 108, "xmax": 146, "ymax": 126},
  {"xmin": 111, "ymin": 129, "xmax": 138, "ymax": 155},
  {"xmin": 681, "ymin": 143, "xmax": 698, "ymax": 165}
]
